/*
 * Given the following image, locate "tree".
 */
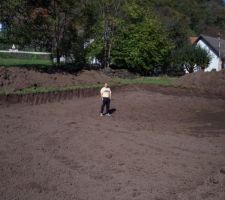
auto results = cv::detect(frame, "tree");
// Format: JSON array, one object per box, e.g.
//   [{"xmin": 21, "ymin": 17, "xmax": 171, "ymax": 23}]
[
  {"xmin": 90, "ymin": 0, "xmax": 126, "ymax": 68},
  {"xmin": 33, "ymin": 0, "xmax": 92, "ymax": 65},
  {"xmin": 0, "ymin": 0, "xmax": 224, "ymax": 71},
  {"xmin": 112, "ymin": 2, "xmax": 173, "ymax": 75},
  {"xmin": 87, "ymin": 1, "xmax": 173, "ymax": 74},
  {"xmin": 151, "ymin": 0, "xmax": 225, "ymax": 43},
  {"xmin": 0, "ymin": 0, "xmax": 96, "ymax": 66},
  {"xmin": 172, "ymin": 45, "xmax": 212, "ymax": 73}
]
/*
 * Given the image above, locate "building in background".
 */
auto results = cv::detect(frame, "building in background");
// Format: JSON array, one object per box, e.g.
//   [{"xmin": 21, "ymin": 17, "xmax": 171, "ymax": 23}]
[{"xmin": 191, "ymin": 35, "xmax": 225, "ymax": 72}]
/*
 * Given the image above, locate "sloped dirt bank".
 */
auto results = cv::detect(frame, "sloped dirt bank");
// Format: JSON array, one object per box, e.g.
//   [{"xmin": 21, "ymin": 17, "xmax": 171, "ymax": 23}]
[
  {"xmin": 1, "ymin": 83, "xmax": 225, "ymax": 106},
  {"xmin": 0, "ymin": 67, "xmax": 111, "ymax": 92},
  {"xmin": 175, "ymin": 70, "xmax": 225, "ymax": 98}
]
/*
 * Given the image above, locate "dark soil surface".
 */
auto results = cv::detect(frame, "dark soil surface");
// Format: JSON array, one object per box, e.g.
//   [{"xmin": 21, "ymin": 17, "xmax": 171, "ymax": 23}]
[
  {"xmin": 1, "ymin": 85, "xmax": 225, "ymax": 200},
  {"xmin": 175, "ymin": 70, "xmax": 225, "ymax": 98}
]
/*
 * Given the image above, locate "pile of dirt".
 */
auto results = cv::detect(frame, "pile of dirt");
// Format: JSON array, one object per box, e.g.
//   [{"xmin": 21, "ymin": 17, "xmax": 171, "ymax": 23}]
[
  {"xmin": 0, "ymin": 67, "xmax": 111, "ymax": 92},
  {"xmin": 175, "ymin": 70, "xmax": 225, "ymax": 98}
]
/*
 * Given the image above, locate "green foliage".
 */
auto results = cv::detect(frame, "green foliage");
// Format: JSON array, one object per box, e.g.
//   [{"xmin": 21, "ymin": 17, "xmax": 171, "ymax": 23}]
[
  {"xmin": 85, "ymin": 39, "xmax": 104, "ymax": 64},
  {"xmin": 112, "ymin": 3, "xmax": 173, "ymax": 74},
  {"xmin": 86, "ymin": 1, "xmax": 173, "ymax": 74},
  {"xmin": 0, "ymin": 0, "xmax": 96, "ymax": 67},
  {"xmin": 171, "ymin": 45, "xmax": 212, "ymax": 73},
  {"xmin": 0, "ymin": 0, "xmax": 224, "ymax": 74},
  {"xmin": 152, "ymin": 0, "xmax": 225, "ymax": 37},
  {"xmin": 111, "ymin": 76, "xmax": 176, "ymax": 86}
]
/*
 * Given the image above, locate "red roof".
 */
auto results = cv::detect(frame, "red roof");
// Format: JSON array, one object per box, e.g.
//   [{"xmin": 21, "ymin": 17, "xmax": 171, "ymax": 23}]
[{"xmin": 190, "ymin": 37, "xmax": 198, "ymax": 44}]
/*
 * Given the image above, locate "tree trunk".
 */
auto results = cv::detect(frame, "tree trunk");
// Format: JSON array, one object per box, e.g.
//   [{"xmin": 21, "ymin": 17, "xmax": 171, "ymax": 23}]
[
  {"xmin": 107, "ymin": 42, "xmax": 111, "ymax": 67},
  {"xmin": 105, "ymin": 41, "xmax": 111, "ymax": 70},
  {"xmin": 56, "ymin": 47, "xmax": 60, "ymax": 65},
  {"xmin": 104, "ymin": 39, "xmax": 107, "ymax": 68}
]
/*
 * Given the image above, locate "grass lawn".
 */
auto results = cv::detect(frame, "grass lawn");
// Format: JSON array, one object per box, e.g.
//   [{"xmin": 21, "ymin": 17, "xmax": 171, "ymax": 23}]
[
  {"xmin": 0, "ymin": 57, "xmax": 52, "ymax": 66},
  {"xmin": 111, "ymin": 76, "xmax": 176, "ymax": 86}
]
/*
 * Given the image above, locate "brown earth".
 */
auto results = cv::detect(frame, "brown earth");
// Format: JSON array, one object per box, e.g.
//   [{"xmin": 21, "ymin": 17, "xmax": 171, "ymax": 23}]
[
  {"xmin": 175, "ymin": 70, "xmax": 225, "ymax": 98},
  {"xmin": 0, "ymin": 85, "xmax": 225, "ymax": 200},
  {"xmin": 1, "ymin": 66, "xmax": 225, "ymax": 98},
  {"xmin": 0, "ymin": 67, "xmax": 111, "ymax": 92}
]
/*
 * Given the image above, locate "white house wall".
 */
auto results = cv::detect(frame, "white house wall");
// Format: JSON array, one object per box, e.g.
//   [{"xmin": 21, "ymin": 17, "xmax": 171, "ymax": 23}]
[{"xmin": 196, "ymin": 40, "xmax": 221, "ymax": 72}]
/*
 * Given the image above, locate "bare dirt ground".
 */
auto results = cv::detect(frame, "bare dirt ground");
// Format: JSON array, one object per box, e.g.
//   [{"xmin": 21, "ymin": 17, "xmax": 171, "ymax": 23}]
[
  {"xmin": 175, "ymin": 70, "xmax": 225, "ymax": 99},
  {"xmin": 0, "ymin": 85, "xmax": 225, "ymax": 200},
  {"xmin": 0, "ymin": 67, "xmax": 111, "ymax": 92}
]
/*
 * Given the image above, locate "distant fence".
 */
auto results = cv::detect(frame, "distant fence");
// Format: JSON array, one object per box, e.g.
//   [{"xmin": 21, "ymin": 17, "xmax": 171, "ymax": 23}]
[{"xmin": 0, "ymin": 50, "xmax": 51, "ymax": 55}]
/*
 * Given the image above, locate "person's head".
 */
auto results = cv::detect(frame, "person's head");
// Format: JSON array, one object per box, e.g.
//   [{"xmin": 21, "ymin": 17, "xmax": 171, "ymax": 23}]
[{"xmin": 104, "ymin": 82, "xmax": 108, "ymax": 88}]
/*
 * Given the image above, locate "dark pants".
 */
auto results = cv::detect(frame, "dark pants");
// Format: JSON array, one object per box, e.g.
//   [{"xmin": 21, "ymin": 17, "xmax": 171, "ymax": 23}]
[{"xmin": 101, "ymin": 98, "xmax": 110, "ymax": 114}]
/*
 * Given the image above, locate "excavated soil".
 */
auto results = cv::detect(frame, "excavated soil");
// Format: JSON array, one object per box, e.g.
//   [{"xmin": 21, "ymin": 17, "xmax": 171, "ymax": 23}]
[
  {"xmin": 175, "ymin": 70, "xmax": 225, "ymax": 98},
  {"xmin": 0, "ymin": 67, "xmax": 111, "ymax": 92},
  {"xmin": 0, "ymin": 85, "xmax": 225, "ymax": 200}
]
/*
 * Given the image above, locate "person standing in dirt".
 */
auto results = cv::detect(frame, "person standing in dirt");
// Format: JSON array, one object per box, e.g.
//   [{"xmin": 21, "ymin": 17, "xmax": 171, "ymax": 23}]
[{"xmin": 100, "ymin": 83, "xmax": 112, "ymax": 116}]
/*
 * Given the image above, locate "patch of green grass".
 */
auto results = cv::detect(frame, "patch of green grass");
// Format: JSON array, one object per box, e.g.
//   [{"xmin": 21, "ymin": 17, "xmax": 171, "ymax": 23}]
[
  {"xmin": 110, "ymin": 76, "xmax": 176, "ymax": 86},
  {"xmin": 0, "ymin": 58, "xmax": 52, "ymax": 66},
  {"xmin": 0, "ymin": 90, "xmax": 7, "ymax": 95}
]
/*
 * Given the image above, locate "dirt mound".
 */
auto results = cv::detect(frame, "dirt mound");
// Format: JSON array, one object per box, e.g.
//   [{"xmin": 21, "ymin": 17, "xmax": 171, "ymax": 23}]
[
  {"xmin": 0, "ymin": 67, "xmax": 111, "ymax": 92},
  {"xmin": 175, "ymin": 70, "xmax": 225, "ymax": 98}
]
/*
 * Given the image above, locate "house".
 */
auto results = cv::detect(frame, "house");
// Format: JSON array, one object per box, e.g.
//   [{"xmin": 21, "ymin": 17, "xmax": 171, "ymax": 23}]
[{"xmin": 191, "ymin": 35, "xmax": 225, "ymax": 72}]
